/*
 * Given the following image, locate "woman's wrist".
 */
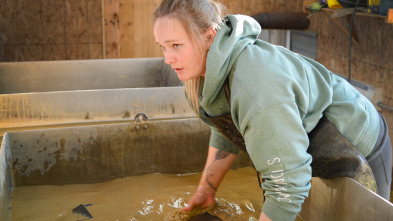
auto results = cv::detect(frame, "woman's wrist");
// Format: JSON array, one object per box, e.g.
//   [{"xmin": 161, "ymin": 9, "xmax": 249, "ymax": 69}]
[{"xmin": 196, "ymin": 185, "xmax": 216, "ymax": 195}]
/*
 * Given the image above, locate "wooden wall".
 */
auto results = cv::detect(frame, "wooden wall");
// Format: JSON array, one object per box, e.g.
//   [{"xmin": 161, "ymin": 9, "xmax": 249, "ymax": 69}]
[
  {"xmin": 0, "ymin": 0, "xmax": 304, "ymax": 61},
  {"xmin": 308, "ymin": 11, "xmax": 393, "ymax": 141},
  {"xmin": 0, "ymin": 0, "xmax": 103, "ymax": 61}
]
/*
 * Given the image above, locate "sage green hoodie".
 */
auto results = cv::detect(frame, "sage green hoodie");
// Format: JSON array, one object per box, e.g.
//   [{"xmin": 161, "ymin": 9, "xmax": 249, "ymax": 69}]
[{"xmin": 196, "ymin": 14, "xmax": 380, "ymax": 220}]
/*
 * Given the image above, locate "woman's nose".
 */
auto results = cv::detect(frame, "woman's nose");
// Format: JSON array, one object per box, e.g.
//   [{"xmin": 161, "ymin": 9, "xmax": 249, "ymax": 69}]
[{"xmin": 164, "ymin": 52, "xmax": 175, "ymax": 64}]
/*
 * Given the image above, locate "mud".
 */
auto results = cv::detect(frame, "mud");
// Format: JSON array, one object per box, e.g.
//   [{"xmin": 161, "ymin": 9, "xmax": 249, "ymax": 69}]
[{"xmin": 11, "ymin": 167, "xmax": 264, "ymax": 221}]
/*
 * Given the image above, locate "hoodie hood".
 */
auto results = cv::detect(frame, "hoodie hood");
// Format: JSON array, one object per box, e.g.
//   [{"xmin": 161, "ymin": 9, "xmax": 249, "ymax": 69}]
[{"xmin": 201, "ymin": 14, "xmax": 262, "ymax": 107}]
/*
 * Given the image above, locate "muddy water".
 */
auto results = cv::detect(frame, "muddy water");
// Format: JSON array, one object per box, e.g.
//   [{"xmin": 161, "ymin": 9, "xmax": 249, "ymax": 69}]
[{"xmin": 11, "ymin": 167, "xmax": 264, "ymax": 221}]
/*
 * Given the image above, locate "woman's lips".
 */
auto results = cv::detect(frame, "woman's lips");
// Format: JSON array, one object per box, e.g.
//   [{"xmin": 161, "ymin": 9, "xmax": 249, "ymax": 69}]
[{"xmin": 174, "ymin": 68, "xmax": 183, "ymax": 74}]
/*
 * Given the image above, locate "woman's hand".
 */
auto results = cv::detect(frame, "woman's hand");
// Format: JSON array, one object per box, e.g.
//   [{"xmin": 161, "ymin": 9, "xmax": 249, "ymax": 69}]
[
  {"xmin": 182, "ymin": 185, "xmax": 216, "ymax": 211},
  {"xmin": 182, "ymin": 146, "xmax": 237, "ymax": 212}
]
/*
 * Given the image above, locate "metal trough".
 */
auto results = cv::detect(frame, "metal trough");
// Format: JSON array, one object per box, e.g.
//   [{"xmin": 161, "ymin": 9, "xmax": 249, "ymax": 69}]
[
  {"xmin": 0, "ymin": 58, "xmax": 184, "ymax": 136},
  {"xmin": 1, "ymin": 58, "xmax": 392, "ymax": 221},
  {"xmin": 0, "ymin": 58, "xmax": 180, "ymax": 94},
  {"xmin": 0, "ymin": 120, "xmax": 252, "ymax": 221},
  {"xmin": 0, "ymin": 58, "xmax": 252, "ymax": 220}
]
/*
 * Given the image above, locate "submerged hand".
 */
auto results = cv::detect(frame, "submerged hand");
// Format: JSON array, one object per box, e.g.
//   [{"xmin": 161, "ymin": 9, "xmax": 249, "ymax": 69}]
[{"xmin": 182, "ymin": 186, "xmax": 216, "ymax": 212}]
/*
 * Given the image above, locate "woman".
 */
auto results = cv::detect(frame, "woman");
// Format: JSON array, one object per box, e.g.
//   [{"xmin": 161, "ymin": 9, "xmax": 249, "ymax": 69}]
[{"xmin": 153, "ymin": 0, "xmax": 392, "ymax": 220}]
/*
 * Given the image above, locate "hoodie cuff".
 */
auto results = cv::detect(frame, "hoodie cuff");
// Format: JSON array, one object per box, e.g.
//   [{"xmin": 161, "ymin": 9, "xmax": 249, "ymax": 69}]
[{"xmin": 262, "ymin": 198, "xmax": 298, "ymax": 221}]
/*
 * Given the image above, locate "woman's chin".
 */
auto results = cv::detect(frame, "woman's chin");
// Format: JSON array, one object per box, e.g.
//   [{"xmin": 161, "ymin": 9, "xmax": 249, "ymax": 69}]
[{"xmin": 177, "ymin": 75, "xmax": 189, "ymax": 82}]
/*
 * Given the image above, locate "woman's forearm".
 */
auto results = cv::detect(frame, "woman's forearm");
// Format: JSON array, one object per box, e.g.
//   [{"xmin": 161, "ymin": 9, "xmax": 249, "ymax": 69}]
[{"xmin": 197, "ymin": 146, "xmax": 238, "ymax": 192}]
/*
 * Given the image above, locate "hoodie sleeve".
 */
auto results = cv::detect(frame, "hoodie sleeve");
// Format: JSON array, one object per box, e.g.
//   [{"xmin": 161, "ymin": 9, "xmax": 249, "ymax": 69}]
[{"xmin": 241, "ymin": 102, "xmax": 312, "ymax": 221}]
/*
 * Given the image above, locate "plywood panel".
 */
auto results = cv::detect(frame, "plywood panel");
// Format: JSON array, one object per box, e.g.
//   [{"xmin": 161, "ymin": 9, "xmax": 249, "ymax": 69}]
[
  {"xmin": 382, "ymin": 69, "xmax": 393, "ymax": 99},
  {"xmin": 221, "ymin": 0, "xmax": 263, "ymax": 15},
  {"xmin": 1, "ymin": 0, "xmax": 103, "ymax": 62},
  {"xmin": 66, "ymin": 43, "xmax": 89, "ymax": 60},
  {"xmin": 43, "ymin": 44, "xmax": 66, "ymax": 60},
  {"xmin": 65, "ymin": 0, "xmax": 89, "ymax": 44},
  {"xmin": 349, "ymin": 59, "xmax": 366, "ymax": 82},
  {"xmin": 88, "ymin": 0, "xmax": 103, "ymax": 43},
  {"xmin": 381, "ymin": 20, "xmax": 393, "ymax": 70},
  {"xmin": 380, "ymin": 68, "xmax": 393, "ymax": 143},
  {"xmin": 0, "ymin": 0, "xmax": 17, "ymax": 44},
  {"xmin": 3, "ymin": 0, "xmax": 42, "ymax": 45},
  {"xmin": 350, "ymin": 16, "xmax": 369, "ymax": 62},
  {"xmin": 89, "ymin": 43, "xmax": 103, "ymax": 59},
  {"xmin": 316, "ymin": 49, "xmax": 343, "ymax": 74},
  {"xmin": 220, "ymin": 0, "xmax": 303, "ymax": 15},
  {"xmin": 365, "ymin": 17, "xmax": 385, "ymax": 66},
  {"xmin": 42, "ymin": 0, "xmax": 66, "ymax": 44},
  {"xmin": 3, "ymin": 45, "xmax": 43, "ymax": 61}
]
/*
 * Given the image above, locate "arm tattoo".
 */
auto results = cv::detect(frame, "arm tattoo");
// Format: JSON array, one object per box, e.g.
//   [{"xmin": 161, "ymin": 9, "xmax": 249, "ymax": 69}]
[
  {"xmin": 203, "ymin": 150, "xmax": 230, "ymax": 191},
  {"xmin": 215, "ymin": 150, "xmax": 229, "ymax": 160},
  {"xmin": 204, "ymin": 165, "xmax": 217, "ymax": 191}
]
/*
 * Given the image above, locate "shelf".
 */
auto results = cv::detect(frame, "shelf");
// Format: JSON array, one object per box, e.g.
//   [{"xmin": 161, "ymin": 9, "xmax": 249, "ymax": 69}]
[
  {"xmin": 321, "ymin": 7, "xmax": 386, "ymax": 19},
  {"xmin": 304, "ymin": 5, "xmax": 392, "ymax": 24}
]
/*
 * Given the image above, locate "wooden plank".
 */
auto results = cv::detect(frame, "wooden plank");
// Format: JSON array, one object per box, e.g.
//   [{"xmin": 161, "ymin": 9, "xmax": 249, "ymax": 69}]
[
  {"xmin": 131, "ymin": 0, "xmax": 162, "ymax": 58},
  {"xmin": 299, "ymin": 177, "xmax": 393, "ymax": 221},
  {"xmin": 131, "ymin": 0, "xmax": 145, "ymax": 58},
  {"xmin": 119, "ymin": 0, "xmax": 161, "ymax": 58},
  {"xmin": 119, "ymin": 0, "xmax": 134, "ymax": 58},
  {"xmin": 103, "ymin": 0, "xmax": 120, "ymax": 58},
  {"xmin": 148, "ymin": 0, "xmax": 164, "ymax": 58}
]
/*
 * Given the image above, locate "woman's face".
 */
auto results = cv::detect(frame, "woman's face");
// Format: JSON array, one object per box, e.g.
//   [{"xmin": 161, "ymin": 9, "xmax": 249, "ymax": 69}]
[{"xmin": 154, "ymin": 16, "xmax": 212, "ymax": 81}]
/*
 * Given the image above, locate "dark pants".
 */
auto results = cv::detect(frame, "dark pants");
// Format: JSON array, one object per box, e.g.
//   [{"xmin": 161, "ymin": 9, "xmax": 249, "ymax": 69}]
[{"xmin": 367, "ymin": 113, "xmax": 392, "ymax": 201}]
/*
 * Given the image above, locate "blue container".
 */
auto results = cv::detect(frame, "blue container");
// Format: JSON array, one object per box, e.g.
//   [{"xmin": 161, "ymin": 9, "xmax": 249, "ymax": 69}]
[{"xmin": 379, "ymin": 0, "xmax": 393, "ymax": 15}]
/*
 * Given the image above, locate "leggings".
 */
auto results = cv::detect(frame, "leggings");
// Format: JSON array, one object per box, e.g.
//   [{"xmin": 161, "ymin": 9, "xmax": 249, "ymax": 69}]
[{"xmin": 366, "ymin": 113, "xmax": 392, "ymax": 201}]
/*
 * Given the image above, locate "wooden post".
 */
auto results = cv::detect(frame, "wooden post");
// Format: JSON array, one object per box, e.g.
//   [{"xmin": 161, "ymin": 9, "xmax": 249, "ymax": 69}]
[{"xmin": 103, "ymin": 0, "xmax": 120, "ymax": 58}]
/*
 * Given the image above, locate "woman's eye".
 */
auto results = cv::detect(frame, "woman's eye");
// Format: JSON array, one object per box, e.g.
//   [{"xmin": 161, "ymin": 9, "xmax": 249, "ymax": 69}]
[{"xmin": 173, "ymin": 44, "xmax": 180, "ymax": 48}]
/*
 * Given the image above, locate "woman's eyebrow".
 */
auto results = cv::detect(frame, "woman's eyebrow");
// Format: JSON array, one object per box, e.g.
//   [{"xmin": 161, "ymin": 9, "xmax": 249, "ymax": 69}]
[{"xmin": 161, "ymin": 40, "xmax": 179, "ymax": 43}]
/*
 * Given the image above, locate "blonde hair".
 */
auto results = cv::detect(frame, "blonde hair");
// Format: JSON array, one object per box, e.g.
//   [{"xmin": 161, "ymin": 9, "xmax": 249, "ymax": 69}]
[{"xmin": 153, "ymin": 0, "xmax": 226, "ymax": 113}]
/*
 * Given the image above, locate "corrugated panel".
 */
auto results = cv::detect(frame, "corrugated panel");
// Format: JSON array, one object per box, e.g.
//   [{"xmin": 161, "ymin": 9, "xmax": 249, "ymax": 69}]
[{"xmin": 290, "ymin": 30, "xmax": 317, "ymax": 60}]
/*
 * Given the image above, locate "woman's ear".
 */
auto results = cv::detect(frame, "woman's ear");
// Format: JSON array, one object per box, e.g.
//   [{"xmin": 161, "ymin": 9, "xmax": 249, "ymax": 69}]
[{"xmin": 205, "ymin": 27, "xmax": 217, "ymax": 48}]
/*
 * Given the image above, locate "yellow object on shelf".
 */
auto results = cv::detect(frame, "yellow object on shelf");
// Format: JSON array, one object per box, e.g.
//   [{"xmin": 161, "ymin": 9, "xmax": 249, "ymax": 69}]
[
  {"xmin": 327, "ymin": 0, "xmax": 344, "ymax": 9},
  {"xmin": 368, "ymin": 0, "xmax": 381, "ymax": 13}
]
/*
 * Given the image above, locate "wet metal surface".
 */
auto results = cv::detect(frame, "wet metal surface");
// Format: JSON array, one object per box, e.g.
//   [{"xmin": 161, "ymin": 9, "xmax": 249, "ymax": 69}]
[
  {"xmin": 0, "ymin": 58, "xmax": 179, "ymax": 94},
  {"xmin": 0, "ymin": 87, "xmax": 194, "ymax": 136}
]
